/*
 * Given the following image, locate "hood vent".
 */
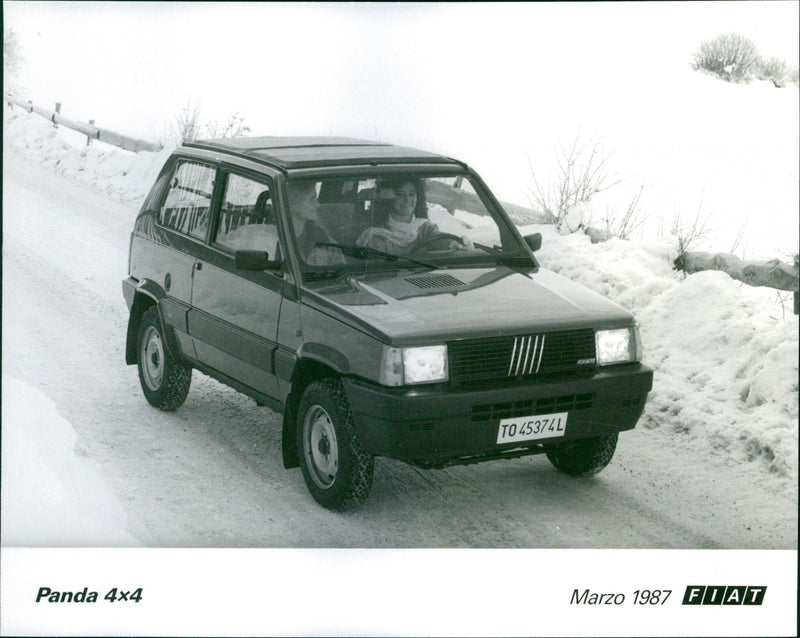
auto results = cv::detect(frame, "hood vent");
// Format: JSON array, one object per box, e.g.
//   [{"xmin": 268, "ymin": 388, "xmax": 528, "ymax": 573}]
[{"xmin": 405, "ymin": 273, "xmax": 466, "ymax": 289}]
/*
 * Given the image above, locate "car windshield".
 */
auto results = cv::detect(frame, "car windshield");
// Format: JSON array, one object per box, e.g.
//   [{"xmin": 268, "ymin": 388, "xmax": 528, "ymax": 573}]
[{"xmin": 286, "ymin": 173, "xmax": 527, "ymax": 276}]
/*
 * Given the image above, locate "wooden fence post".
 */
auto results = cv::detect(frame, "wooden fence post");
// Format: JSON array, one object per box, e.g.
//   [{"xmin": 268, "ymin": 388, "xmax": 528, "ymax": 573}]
[
  {"xmin": 53, "ymin": 102, "xmax": 61, "ymax": 128},
  {"xmin": 87, "ymin": 120, "xmax": 95, "ymax": 146}
]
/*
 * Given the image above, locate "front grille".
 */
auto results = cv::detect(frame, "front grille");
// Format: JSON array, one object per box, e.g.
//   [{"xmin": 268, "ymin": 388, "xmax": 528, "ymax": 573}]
[
  {"xmin": 471, "ymin": 393, "xmax": 594, "ymax": 422},
  {"xmin": 449, "ymin": 329, "xmax": 596, "ymax": 384}
]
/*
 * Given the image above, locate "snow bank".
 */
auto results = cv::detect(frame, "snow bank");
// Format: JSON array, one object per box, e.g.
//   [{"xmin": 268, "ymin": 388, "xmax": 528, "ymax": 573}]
[
  {"xmin": 640, "ymin": 272, "xmax": 798, "ymax": 476},
  {"xmin": 523, "ymin": 226, "xmax": 799, "ymax": 479},
  {"xmin": 4, "ymin": 103, "xmax": 798, "ymax": 483},
  {"xmin": 1, "ymin": 377, "xmax": 141, "ymax": 546},
  {"xmin": 3, "ymin": 105, "xmax": 170, "ymax": 206}
]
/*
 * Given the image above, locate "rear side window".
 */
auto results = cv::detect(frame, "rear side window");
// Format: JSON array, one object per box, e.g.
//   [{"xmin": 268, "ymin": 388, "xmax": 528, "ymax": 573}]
[
  {"xmin": 159, "ymin": 161, "xmax": 215, "ymax": 240},
  {"xmin": 213, "ymin": 173, "xmax": 279, "ymax": 258}
]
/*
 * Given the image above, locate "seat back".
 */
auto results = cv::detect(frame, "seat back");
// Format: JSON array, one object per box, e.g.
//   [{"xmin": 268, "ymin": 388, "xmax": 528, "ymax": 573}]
[
  {"xmin": 251, "ymin": 190, "xmax": 274, "ymax": 224},
  {"xmin": 317, "ymin": 203, "xmax": 357, "ymax": 244}
]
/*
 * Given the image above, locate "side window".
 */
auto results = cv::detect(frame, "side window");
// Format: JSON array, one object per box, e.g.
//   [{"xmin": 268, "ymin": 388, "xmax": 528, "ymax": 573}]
[
  {"xmin": 213, "ymin": 173, "xmax": 279, "ymax": 258},
  {"xmin": 159, "ymin": 161, "xmax": 215, "ymax": 240}
]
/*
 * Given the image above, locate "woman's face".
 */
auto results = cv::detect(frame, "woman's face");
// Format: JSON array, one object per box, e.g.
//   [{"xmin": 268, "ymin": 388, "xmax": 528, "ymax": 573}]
[
  {"xmin": 391, "ymin": 182, "xmax": 417, "ymax": 222},
  {"xmin": 292, "ymin": 186, "xmax": 319, "ymax": 222}
]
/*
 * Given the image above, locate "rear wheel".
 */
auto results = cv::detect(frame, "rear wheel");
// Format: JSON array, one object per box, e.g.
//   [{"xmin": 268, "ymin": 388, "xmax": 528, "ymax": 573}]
[
  {"xmin": 297, "ymin": 378, "xmax": 374, "ymax": 510},
  {"xmin": 545, "ymin": 433, "xmax": 618, "ymax": 476},
  {"xmin": 136, "ymin": 306, "xmax": 191, "ymax": 411}
]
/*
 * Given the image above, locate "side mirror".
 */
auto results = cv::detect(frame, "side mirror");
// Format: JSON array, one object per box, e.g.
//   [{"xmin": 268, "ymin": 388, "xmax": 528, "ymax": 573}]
[
  {"xmin": 234, "ymin": 250, "xmax": 281, "ymax": 271},
  {"xmin": 524, "ymin": 233, "xmax": 542, "ymax": 252}
]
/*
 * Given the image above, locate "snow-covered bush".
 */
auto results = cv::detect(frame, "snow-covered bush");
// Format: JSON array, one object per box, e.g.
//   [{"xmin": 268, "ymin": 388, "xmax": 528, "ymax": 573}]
[
  {"xmin": 755, "ymin": 56, "xmax": 791, "ymax": 88},
  {"xmin": 691, "ymin": 33, "xmax": 759, "ymax": 83}
]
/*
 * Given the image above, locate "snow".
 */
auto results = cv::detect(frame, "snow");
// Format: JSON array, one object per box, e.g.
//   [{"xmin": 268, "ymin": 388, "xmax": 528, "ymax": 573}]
[
  {"xmin": 1, "ymin": 377, "xmax": 140, "ymax": 546},
  {"xmin": 525, "ymin": 228, "xmax": 799, "ymax": 479},
  {"xmin": 1, "ymin": 64, "xmax": 797, "ymax": 550}
]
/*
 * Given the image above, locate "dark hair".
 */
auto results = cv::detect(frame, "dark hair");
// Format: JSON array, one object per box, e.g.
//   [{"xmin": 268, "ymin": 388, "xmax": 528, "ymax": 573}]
[{"xmin": 372, "ymin": 177, "xmax": 428, "ymax": 225}]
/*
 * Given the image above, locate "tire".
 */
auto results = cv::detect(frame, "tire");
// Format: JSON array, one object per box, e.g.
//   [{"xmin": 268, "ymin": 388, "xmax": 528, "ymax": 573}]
[
  {"xmin": 545, "ymin": 433, "xmax": 618, "ymax": 476},
  {"xmin": 297, "ymin": 378, "xmax": 374, "ymax": 511},
  {"xmin": 136, "ymin": 306, "xmax": 191, "ymax": 411}
]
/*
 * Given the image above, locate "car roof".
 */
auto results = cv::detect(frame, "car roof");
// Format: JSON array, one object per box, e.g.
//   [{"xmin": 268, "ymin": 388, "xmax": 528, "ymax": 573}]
[{"xmin": 184, "ymin": 136, "xmax": 463, "ymax": 170}]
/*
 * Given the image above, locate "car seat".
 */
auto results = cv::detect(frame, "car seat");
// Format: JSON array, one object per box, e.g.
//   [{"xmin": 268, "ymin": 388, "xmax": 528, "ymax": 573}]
[{"xmin": 251, "ymin": 190, "xmax": 275, "ymax": 224}]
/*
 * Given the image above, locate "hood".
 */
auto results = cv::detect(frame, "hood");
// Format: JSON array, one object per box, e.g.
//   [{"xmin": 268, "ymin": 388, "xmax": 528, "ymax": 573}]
[{"xmin": 302, "ymin": 266, "xmax": 633, "ymax": 344}]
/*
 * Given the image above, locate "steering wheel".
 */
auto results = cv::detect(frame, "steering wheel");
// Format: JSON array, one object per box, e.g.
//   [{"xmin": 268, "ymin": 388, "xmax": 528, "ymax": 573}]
[{"xmin": 410, "ymin": 232, "xmax": 467, "ymax": 254}]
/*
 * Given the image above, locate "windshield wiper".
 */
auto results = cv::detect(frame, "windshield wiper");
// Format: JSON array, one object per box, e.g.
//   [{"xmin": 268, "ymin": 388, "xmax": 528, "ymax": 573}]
[
  {"xmin": 315, "ymin": 242, "xmax": 440, "ymax": 270},
  {"xmin": 303, "ymin": 268, "xmax": 345, "ymax": 281}
]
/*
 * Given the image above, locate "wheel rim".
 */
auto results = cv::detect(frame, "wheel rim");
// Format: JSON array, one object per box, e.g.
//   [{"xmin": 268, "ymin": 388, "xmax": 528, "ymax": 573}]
[
  {"xmin": 303, "ymin": 405, "xmax": 339, "ymax": 490},
  {"xmin": 140, "ymin": 325, "xmax": 165, "ymax": 391}
]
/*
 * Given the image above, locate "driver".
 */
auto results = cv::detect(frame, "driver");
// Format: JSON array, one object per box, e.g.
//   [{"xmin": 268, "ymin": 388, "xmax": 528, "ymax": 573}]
[{"xmin": 356, "ymin": 178, "xmax": 467, "ymax": 255}]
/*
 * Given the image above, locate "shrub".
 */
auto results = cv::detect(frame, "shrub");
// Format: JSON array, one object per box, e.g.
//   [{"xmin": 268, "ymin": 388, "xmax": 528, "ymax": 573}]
[
  {"xmin": 788, "ymin": 65, "xmax": 799, "ymax": 86},
  {"xmin": 756, "ymin": 56, "xmax": 790, "ymax": 87},
  {"xmin": 691, "ymin": 33, "xmax": 759, "ymax": 83},
  {"xmin": 206, "ymin": 112, "xmax": 251, "ymax": 139}
]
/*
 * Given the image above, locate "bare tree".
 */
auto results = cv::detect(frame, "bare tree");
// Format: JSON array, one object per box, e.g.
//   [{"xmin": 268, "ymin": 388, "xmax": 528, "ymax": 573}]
[
  {"xmin": 529, "ymin": 134, "xmax": 620, "ymax": 229},
  {"xmin": 672, "ymin": 198, "xmax": 711, "ymax": 274},
  {"xmin": 3, "ymin": 28, "xmax": 24, "ymax": 93},
  {"xmin": 172, "ymin": 100, "xmax": 203, "ymax": 143},
  {"xmin": 597, "ymin": 183, "xmax": 646, "ymax": 240}
]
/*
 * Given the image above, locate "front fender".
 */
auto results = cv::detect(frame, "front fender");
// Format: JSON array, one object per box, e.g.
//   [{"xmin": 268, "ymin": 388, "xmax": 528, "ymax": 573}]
[{"xmin": 296, "ymin": 342, "xmax": 351, "ymax": 374}]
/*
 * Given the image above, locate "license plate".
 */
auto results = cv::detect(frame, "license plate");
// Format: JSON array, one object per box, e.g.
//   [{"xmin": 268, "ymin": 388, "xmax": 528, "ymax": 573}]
[{"xmin": 496, "ymin": 412, "xmax": 568, "ymax": 444}]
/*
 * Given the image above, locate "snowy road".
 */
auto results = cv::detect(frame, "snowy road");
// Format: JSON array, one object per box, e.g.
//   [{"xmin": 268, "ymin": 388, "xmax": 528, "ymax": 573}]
[{"xmin": 3, "ymin": 148, "xmax": 797, "ymax": 549}]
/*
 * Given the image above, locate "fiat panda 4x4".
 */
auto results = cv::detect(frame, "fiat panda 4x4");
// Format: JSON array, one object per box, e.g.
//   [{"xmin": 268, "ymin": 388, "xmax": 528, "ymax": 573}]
[{"xmin": 123, "ymin": 137, "xmax": 653, "ymax": 510}]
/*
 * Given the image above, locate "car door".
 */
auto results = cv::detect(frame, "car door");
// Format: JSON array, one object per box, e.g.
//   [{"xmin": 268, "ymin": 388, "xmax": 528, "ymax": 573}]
[
  {"xmin": 129, "ymin": 158, "xmax": 217, "ymax": 360},
  {"xmin": 187, "ymin": 168, "xmax": 284, "ymax": 399}
]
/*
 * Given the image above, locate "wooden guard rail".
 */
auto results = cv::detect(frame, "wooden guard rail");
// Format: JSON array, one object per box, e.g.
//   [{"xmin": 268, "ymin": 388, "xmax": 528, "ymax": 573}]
[{"xmin": 5, "ymin": 94, "xmax": 160, "ymax": 153}]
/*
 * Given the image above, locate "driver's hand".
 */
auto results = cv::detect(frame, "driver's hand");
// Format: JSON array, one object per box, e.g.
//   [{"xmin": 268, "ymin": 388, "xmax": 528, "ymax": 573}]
[{"xmin": 456, "ymin": 235, "xmax": 473, "ymax": 250}]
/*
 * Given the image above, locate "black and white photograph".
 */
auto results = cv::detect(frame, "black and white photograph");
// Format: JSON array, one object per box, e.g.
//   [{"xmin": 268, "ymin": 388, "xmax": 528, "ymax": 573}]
[{"xmin": 2, "ymin": 2, "xmax": 798, "ymax": 636}]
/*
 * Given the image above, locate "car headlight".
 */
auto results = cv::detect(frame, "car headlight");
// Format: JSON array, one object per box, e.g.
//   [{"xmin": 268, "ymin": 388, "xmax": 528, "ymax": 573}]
[
  {"xmin": 595, "ymin": 327, "xmax": 640, "ymax": 365},
  {"xmin": 380, "ymin": 345, "xmax": 449, "ymax": 386}
]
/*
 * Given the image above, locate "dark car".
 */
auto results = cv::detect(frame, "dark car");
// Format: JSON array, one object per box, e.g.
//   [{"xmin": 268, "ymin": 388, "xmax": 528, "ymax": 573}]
[{"xmin": 123, "ymin": 136, "xmax": 653, "ymax": 510}]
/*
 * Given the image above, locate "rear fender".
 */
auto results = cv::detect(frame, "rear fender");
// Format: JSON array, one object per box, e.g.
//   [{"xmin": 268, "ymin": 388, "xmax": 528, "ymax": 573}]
[{"xmin": 124, "ymin": 280, "xmax": 180, "ymax": 365}]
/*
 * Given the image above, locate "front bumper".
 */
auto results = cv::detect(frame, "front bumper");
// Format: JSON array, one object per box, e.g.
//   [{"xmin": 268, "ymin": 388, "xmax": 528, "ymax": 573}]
[{"xmin": 343, "ymin": 363, "xmax": 653, "ymax": 465}]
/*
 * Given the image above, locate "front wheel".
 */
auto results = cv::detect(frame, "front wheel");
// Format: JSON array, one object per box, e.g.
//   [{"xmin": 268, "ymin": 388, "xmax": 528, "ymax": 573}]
[
  {"xmin": 545, "ymin": 433, "xmax": 618, "ymax": 476},
  {"xmin": 136, "ymin": 306, "xmax": 191, "ymax": 411},
  {"xmin": 297, "ymin": 378, "xmax": 374, "ymax": 510}
]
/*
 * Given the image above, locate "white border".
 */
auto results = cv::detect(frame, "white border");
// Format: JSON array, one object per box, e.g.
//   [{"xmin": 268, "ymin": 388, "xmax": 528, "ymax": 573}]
[{"xmin": 1, "ymin": 548, "xmax": 797, "ymax": 637}]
